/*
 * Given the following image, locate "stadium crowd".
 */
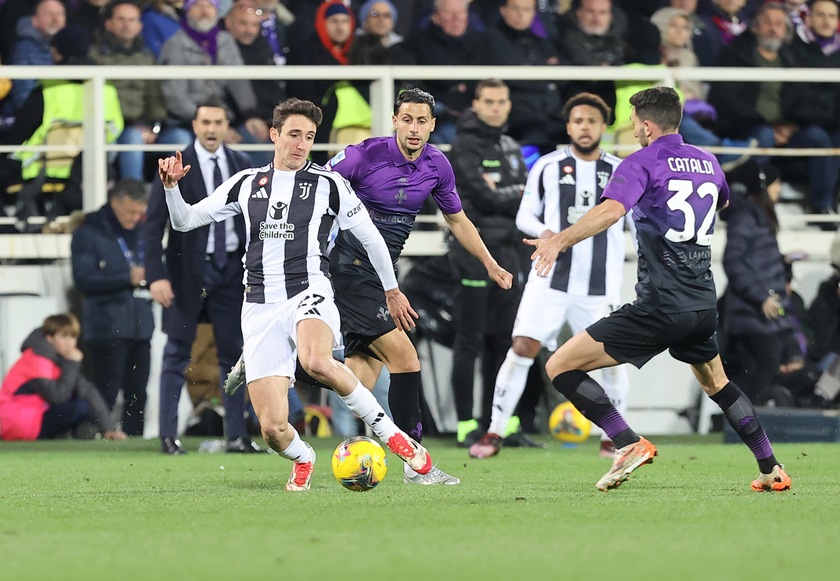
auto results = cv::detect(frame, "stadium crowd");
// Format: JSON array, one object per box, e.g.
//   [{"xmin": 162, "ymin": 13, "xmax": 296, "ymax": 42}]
[{"xmin": 2, "ymin": 0, "xmax": 840, "ymax": 448}]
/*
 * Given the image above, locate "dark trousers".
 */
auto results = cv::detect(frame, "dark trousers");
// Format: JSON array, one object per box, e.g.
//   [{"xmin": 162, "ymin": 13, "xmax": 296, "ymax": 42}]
[
  {"xmin": 159, "ymin": 258, "xmax": 245, "ymax": 439},
  {"xmin": 86, "ymin": 339, "xmax": 150, "ymax": 437},
  {"xmin": 39, "ymin": 399, "xmax": 90, "ymax": 439},
  {"xmin": 450, "ymin": 244, "xmax": 522, "ymax": 422},
  {"xmin": 727, "ymin": 332, "xmax": 781, "ymax": 404}
]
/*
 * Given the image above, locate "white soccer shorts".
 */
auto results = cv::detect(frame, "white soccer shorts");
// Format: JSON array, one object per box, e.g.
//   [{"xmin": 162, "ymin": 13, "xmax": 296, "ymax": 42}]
[
  {"xmin": 241, "ymin": 280, "xmax": 342, "ymax": 382},
  {"xmin": 511, "ymin": 273, "xmax": 616, "ymax": 351}
]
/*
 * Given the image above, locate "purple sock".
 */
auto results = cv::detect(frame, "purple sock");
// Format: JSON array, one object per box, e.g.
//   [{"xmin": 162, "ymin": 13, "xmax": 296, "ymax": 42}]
[
  {"xmin": 711, "ymin": 382, "xmax": 778, "ymax": 473},
  {"xmin": 552, "ymin": 370, "xmax": 639, "ymax": 448}
]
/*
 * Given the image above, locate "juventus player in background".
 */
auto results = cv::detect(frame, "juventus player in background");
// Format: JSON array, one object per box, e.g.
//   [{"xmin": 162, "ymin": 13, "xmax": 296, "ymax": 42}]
[
  {"xmin": 157, "ymin": 98, "xmax": 434, "ymax": 492},
  {"xmin": 469, "ymin": 93, "xmax": 631, "ymax": 460},
  {"xmin": 528, "ymin": 87, "xmax": 790, "ymax": 492}
]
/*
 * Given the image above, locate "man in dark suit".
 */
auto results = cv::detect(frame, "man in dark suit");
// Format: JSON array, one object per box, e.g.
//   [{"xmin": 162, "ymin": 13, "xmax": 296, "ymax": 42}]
[{"xmin": 143, "ymin": 98, "xmax": 260, "ymax": 455}]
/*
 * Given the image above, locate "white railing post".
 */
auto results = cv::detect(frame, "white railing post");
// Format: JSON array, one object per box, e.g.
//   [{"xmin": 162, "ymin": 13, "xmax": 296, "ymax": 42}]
[
  {"xmin": 370, "ymin": 66, "xmax": 394, "ymax": 137},
  {"xmin": 82, "ymin": 74, "xmax": 108, "ymax": 212}
]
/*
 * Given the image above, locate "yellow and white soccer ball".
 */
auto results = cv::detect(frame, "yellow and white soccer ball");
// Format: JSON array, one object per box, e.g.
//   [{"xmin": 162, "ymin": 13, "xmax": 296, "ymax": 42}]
[
  {"xmin": 549, "ymin": 402, "xmax": 591, "ymax": 443},
  {"xmin": 332, "ymin": 436, "xmax": 388, "ymax": 491}
]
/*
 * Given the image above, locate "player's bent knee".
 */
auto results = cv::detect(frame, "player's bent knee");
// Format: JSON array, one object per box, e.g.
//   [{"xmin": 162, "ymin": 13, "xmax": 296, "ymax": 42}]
[
  {"xmin": 300, "ymin": 354, "xmax": 336, "ymax": 384},
  {"xmin": 512, "ymin": 336, "xmax": 541, "ymax": 359}
]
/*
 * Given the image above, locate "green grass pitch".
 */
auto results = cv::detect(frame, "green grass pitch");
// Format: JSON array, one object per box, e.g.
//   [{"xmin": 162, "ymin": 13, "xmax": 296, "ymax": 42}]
[{"xmin": 1, "ymin": 435, "xmax": 838, "ymax": 581}]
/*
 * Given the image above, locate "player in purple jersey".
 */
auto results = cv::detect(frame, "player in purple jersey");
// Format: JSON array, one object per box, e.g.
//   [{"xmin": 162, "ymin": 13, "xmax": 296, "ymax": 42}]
[
  {"xmin": 526, "ymin": 87, "xmax": 791, "ymax": 492},
  {"xmin": 326, "ymin": 88, "xmax": 513, "ymax": 485}
]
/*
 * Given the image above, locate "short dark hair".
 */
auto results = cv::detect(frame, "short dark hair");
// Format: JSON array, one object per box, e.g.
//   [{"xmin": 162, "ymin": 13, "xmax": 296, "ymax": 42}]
[
  {"xmin": 109, "ymin": 178, "xmax": 149, "ymax": 203},
  {"xmin": 195, "ymin": 97, "xmax": 228, "ymax": 118},
  {"xmin": 272, "ymin": 98, "xmax": 323, "ymax": 130},
  {"xmin": 628, "ymin": 87, "xmax": 682, "ymax": 132},
  {"xmin": 562, "ymin": 92, "xmax": 611, "ymax": 124},
  {"xmin": 394, "ymin": 88, "xmax": 435, "ymax": 116},
  {"xmin": 105, "ymin": 0, "xmax": 143, "ymax": 20},
  {"xmin": 474, "ymin": 78, "xmax": 507, "ymax": 99},
  {"xmin": 42, "ymin": 313, "xmax": 80, "ymax": 338}
]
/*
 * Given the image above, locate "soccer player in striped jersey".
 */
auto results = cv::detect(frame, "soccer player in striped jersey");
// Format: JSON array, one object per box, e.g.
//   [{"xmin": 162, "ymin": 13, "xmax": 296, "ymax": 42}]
[
  {"xmin": 469, "ymin": 93, "xmax": 632, "ymax": 460},
  {"xmin": 157, "ymin": 98, "xmax": 434, "ymax": 492}
]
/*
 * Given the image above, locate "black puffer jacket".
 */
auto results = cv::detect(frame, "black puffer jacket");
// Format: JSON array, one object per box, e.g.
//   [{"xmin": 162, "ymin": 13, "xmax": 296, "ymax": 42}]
[
  {"xmin": 722, "ymin": 189, "xmax": 789, "ymax": 336},
  {"xmin": 708, "ymin": 30, "xmax": 797, "ymax": 139},
  {"xmin": 808, "ymin": 274, "xmax": 840, "ymax": 360},
  {"xmin": 447, "ymin": 107, "xmax": 527, "ymax": 249},
  {"xmin": 784, "ymin": 32, "xmax": 840, "ymax": 131}
]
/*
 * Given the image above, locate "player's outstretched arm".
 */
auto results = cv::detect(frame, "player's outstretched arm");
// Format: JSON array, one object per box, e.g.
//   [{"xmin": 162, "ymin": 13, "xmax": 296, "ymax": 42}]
[
  {"xmin": 526, "ymin": 199, "xmax": 626, "ymax": 277},
  {"xmin": 348, "ymin": 220, "xmax": 419, "ymax": 332},
  {"xmin": 158, "ymin": 151, "xmax": 227, "ymax": 232},
  {"xmin": 444, "ymin": 210, "xmax": 513, "ymax": 290}
]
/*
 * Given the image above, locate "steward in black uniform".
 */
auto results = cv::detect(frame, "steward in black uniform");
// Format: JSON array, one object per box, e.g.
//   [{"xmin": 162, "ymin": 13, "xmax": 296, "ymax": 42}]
[{"xmin": 446, "ymin": 104, "xmax": 528, "ymax": 444}]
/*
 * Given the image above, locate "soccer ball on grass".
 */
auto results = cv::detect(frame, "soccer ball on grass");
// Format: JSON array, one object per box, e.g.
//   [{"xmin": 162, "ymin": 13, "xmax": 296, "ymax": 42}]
[
  {"xmin": 548, "ymin": 402, "xmax": 591, "ymax": 443},
  {"xmin": 332, "ymin": 436, "xmax": 388, "ymax": 491}
]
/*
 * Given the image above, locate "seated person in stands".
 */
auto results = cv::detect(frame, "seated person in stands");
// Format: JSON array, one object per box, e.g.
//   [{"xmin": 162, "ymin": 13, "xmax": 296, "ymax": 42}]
[{"xmin": 0, "ymin": 313, "xmax": 127, "ymax": 441}]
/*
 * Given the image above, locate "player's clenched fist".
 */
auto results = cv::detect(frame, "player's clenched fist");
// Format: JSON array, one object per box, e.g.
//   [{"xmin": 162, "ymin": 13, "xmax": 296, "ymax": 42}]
[{"xmin": 158, "ymin": 150, "xmax": 192, "ymax": 188}]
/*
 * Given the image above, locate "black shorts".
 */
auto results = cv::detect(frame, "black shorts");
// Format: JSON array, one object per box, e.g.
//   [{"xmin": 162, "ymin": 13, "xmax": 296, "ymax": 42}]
[
  {"xmin": 332, "ymin": 269, "xmax": 395, "ymax": 358},
  {"xmin": 587, "ymin": 304, "xmax": 719, "ymax": 369}
]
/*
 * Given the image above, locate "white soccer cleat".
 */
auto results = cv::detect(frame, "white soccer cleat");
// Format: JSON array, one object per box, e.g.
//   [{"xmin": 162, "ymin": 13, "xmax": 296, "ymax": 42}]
[
  {"xmin": 224, "ymin": 352, "xmax": 246, "ymax": 396},
  {"xmin": 403, "ymin": 465, "xmax": 461, "ymax": 485}
]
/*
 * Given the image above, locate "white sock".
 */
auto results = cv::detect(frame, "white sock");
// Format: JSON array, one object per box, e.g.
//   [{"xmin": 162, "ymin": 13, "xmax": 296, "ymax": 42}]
[
  {"xmin": 280, "ymin": 428, "xmax": 313, "ymax": 464},
  {"xmin": 599, "ymin": 365, "xmax": 630, "ymax": 442},
  {"xmin": 341, "ymin": 382, "xmax": 399, "ymax": 441},
  {"xmin": 488, "ymin": 349, "xmax": 534, "ymax": 436}
]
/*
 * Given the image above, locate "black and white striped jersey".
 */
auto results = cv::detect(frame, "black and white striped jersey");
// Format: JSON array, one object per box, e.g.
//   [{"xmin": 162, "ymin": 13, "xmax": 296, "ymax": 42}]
[
  {"xmin": 516, "ymin": 147, "xmax": 625, "ymax": 300},
  {"xmin": 170, "ymin": 161, "xmax": 368, "ymax": 304}
]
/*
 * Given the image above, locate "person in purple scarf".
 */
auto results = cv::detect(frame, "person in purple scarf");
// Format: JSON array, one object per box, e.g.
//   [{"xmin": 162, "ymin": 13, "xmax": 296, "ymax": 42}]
[{"xmin": 158, "ymin": 0, "xmax": 270, "ymax": 165}]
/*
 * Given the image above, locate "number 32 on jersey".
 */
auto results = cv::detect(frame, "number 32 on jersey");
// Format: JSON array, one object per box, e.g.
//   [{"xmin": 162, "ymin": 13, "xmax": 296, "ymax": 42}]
[{"xmin": 664, "ymin": 179, "xmax": 719, "ymax": 246}]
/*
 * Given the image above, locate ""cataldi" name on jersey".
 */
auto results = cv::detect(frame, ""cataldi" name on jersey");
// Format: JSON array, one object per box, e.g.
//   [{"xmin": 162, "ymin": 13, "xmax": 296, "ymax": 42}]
[{"xmin": 667, "ymin": 157, "xmax": 715, "ymax": 174}]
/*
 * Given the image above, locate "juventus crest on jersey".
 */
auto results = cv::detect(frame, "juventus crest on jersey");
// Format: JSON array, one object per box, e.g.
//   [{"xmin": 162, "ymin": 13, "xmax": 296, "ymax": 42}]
[
  {"xmin": 518, "ymin": 147, "xmax": 625, "ymax": 300},
  {"xmin": 187, "ymin": 161, "xmax": 368, "ymax": 304}
]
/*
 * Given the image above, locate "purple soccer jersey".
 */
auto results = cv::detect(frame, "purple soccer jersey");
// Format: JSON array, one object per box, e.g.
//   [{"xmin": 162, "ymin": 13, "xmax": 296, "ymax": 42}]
[
  {"xmin": 325, "ymin": 136, "xmax": 462, "ymax": 265},
  {"xmin": 602, "ymin": 133, "xmax": 730, "ymax": 313}
]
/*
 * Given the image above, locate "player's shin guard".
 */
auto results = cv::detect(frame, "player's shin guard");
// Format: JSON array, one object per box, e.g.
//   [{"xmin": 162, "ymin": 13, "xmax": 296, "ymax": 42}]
[
  {"xmin": 552, "ymin": 370, "xmax": 639, "ymax": 449},
  {"xmin": 488, "ymin": 349, "xmax": 534, "ymax": 436},
  {"xmin": 389, "ymin": 371, "xmax": 423, "ymax": 442},
  {"xmin": 710, "ymin": 382, "xmax": 778, "ymax": 473},
  {"xmin": 341, "ymin": 382, "xmax": 399, "ymax": 441}
]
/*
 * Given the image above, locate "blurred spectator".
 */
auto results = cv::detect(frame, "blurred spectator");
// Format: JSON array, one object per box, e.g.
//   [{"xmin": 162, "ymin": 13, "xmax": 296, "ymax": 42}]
[
  {"xmin": 2, "ymin": 25, "xmax": 123, "ymax": 227},
  {"xmin": 784, "ymin": 0, "xmax": 840, "ymax": 212},
  {"xmin": 286, "ymin": 0, "xmax": 355, "ymax": 159},
  {"xmin": 254, "ymin": 0, "xmax": 294, "ymax": 64},
  {"xmin": 652, "ymin": 8, "xmax": 705, "ymax": 99},
  {"xmin": 91, "ymin": 0, "xmax": 191, "ymax": 181},
  {"xmin": 71, "ymin": 179, "xmax": 153, "ymax": 437},
  {"xmin": 446, "ymin": 79, "xmax": 529, "ymax": 446},
  {"xmin": 786, "ymin": 0, "xmax": 810, "ymax": 32},
  {"xmin": 484, "ymin": 0, "xmax": 566, "ymax": 147},
  {"xmin": 3, "ymin": 0, "xmax": 67, "ymax": 120},
  {"xmin": 710, "ymin": 2, "xmax": 840, "ymax": 216},
  {"xmin": 0, "ymin": 313, "xmax": 127, "ymax": 442},
  {"xmin": 721, "ymin": 160, "xmax": 791, "ymax": 404},
  {"xmin": 70, "ymin": 0, "xmax": 111, "ymax": 38},
  {"xmin": 223, "ymin": 0, "xmax": 281, "ymax": 166},
  {"xmin": 141, "ymin": 0, "xmax": 183, "ymax": 59},
  {"xmin": 554, "ymin": 0, "xmax": 629, "ymax": 122},
  {"xmin": 664, "ymin": 0, "xmax": 717, "ymax": 65},
  {"xmin": 159, "ymin": 0, "xmax": 269, "ymax": 166},
  {"xmin": 695, "ymin": 0, "xmax": 750, "ymax": 66},
  {"xmin": 0, "ymin": 0, "xmax": 72, "ymax": 64},
  {"xmin": 357, "ymin": 0, "xmax": 404, "ymax": 46},
  {"xmin": 613, "ymin": 0, "xmax": 662, "ymax": 64},
  {"xmin": 809, "ymin": 236, "xmax": 840, "ymax": 362},
  {"xmin": 403, "ymin": 0, "xmax": 490, "ymax": 143}
]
